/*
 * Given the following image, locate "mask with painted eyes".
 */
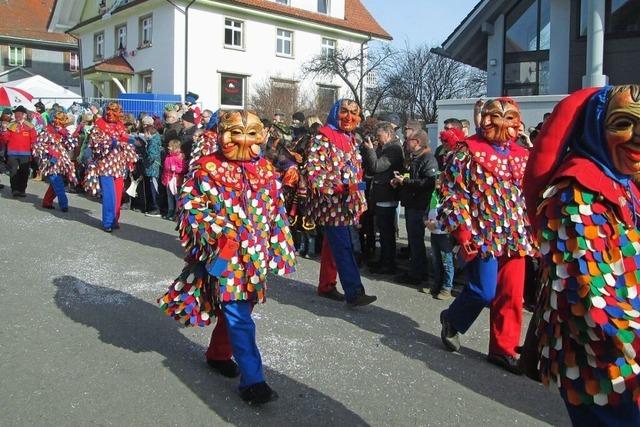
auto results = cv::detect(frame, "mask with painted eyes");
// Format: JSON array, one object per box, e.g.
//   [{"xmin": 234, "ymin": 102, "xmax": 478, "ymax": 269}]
[
  {"xmin": 605, "ymin": 85, "xmax": 640, "ymax": 176},
  {"xmin": 338, "ymin": 100, "xmax": 361, "ymax": 132},
  {"xmin": 52, "ymin": 111, "xmax": 69, "ymax": 128},
  {"xmin": 480, "ymin": 98, "xmax": 521, "ymax": 145},
  {"xmin": 104, "ymin": 102, "xmax": 123, "ymax": 123},
  {"xmin": 218, "ymin": 110, "xmax": 265, "ymax": 161}
]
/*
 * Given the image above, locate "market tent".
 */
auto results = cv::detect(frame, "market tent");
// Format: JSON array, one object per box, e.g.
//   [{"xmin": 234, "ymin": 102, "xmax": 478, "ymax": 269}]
[{"xmin": 1, "ymin": 75, "xmax": 81, "ymax": 108}]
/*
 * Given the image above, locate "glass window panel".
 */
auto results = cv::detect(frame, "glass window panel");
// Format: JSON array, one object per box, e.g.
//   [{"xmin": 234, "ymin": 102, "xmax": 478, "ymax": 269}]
[
  {"xmin": 539, "ymin": 0, "xmax": 550, "ymax": 49},
  {"xmin": 609, "ymin": 0, "xmax": 640, "ymax": 34},
  {"xmin": 505, "ymin": 0, "xmax": 539, "ymax": 52},
  {"xmin": 318, "ymin": 0, "xmax": 329, "ymax": 14},
  {"xmin": 504, "ymin": 61, "xmax": 538, "ymax": 84},
  {"xmin": 221, "ymin": 74, "xmax": 244, "ymax": 106},
  {"xmin": 538, "ymin": 60, "xmax": 549, "ymax": 95},
  {"xmin": 579, "ymin": 0, "xmax": 588, "ymax": 36}
]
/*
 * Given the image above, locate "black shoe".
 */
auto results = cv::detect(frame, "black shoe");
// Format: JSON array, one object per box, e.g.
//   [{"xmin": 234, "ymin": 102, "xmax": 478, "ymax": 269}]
[
  {"xmin": 0, "ymin": 184, "xmax": 4, "ymax": 189},
  {"xmin": 206, "ymin": 359, "xmax": 240, "ymax": 378},
  {"xmin": 12, "ymin": 191, "xmax": 20, "ymax": 198},
  {"xmin": 487, "ymin": 353, "xmax": 523, "ymax": 375},
  {"xmin": 347, "ymin": 293, "xmax": 377, "ymax": 307},
  {"xmin": 440, "ymin": 310, "xmax": 460, "ymax": 352},
  {"xmin": 104, "ymin": 227, "xmax": 113, "ymax": 233},
  {"xmin": 17, "ymin": 192, "xmax": 26, "ymax": 197},
  {"xmin": 318, "ymin": 288, "xmax": 344, "ymax": 301},
  {"xmin": 42, "ymin": 204, "xmax": 55, "ymax": 210},
  {"xmin": 145, "ymin": 210, "xmax": 162, "ymax": 217},
  {"xmin": 61, "ymin": 207, "xmax": 68, "ymax": 213},
  {"xmin": 240, "ymin": 382, "xmax": 279, "ymax": 405},
  {"xmin": 112, "ymin": 223, "xmax": 120, "ymax": 230}
]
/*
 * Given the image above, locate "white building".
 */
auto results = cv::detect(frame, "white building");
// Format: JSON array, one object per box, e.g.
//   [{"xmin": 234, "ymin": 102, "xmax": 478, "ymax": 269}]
[{"xmin": 47, "ymin": 0, "xmax": 391, "ymax": 110}]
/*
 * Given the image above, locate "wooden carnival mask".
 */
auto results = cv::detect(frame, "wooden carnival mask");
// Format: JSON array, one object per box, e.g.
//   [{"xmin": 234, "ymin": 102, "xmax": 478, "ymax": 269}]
[
  {"xmin": 218, "ymin": 110, "xmax": 265, "ymax": 161},
  {"xmin": 605, "ymin": 85, "xmax": 640, "ymax": 176},
  {"xmin": 105, "ymin": 102, "xmax": 123, "ymax": 123},
  {"xmin": 481, "ymin": 98, "xmax": 521, "ymax": 145},
  {"xmin": 338, "ymin": 99, "xmax": 361, "ymax": 132}
]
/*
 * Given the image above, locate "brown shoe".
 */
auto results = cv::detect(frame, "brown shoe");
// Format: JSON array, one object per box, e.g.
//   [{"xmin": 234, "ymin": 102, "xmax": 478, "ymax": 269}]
[
  {"xmin": 318, "ymin": 288, "xmax": 345, "ymax": 301},
  {"xmin": 434, "ymin": 289, "xmax": 452, "ymax": 300}
]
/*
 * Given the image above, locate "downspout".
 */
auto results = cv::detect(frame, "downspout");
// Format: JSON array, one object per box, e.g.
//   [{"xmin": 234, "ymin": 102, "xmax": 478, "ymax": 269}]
[
  {"xmin": 184, "ymin": 0, "xmax": 196, "ymax": 101},
  {"xmin": 69, "ymin": 33, "xmax": 86, "ymax": 100},
  {"xmin": 359, "ymin": 34, "xmax": 371, "ymax": 107}
]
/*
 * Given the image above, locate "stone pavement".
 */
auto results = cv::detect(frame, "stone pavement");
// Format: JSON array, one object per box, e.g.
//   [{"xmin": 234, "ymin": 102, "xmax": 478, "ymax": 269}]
[{"xmin": 0, "ymin": 180, "xmax": 570, "ymax": 426}]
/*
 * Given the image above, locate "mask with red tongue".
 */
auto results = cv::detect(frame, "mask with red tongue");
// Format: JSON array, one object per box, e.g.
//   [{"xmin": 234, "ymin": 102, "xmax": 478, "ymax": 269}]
[
  {"xmin": 218, "ymin": 110, "xmax": 265, "ymax": 162},
  {"xmin": 104, "ymin": 102, "xmax": 123, "ymax": 124},
  {"xmin": 605, "ymin": 85, "xmax": 640, "ymax": 176},
  {"xmin": 480, "ymin": 97, "xmax": 521, "ymax": 146}
]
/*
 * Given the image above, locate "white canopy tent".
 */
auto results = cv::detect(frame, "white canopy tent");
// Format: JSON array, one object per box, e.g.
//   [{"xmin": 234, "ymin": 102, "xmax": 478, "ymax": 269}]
[{"xmin": 1, "ymin": 75, "xmax": 81, "ymax": 109}]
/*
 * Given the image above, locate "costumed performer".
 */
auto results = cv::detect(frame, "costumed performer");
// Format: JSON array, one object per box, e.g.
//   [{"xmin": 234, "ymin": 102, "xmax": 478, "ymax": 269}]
[
  {"xmin": 158, "ymin": 110, "xmax": 296, "ymax": 405},
  {"xmin": 438, "ymin": 97, "xmax": 535, "ymax": 374},
  {"xmin": 522, "ymin": 85, "xmax": 640, "ymax": 426},
  {"xmin": 84, "ymin": 102, "xmax": 138, "ymax": 232},
  {"xmin": 32, "ymin": 111, "xmax": 78, "ymax": 211},
  {"xmin": 304, "ymin": 99, "xmax": 377, "ymax": 306}
]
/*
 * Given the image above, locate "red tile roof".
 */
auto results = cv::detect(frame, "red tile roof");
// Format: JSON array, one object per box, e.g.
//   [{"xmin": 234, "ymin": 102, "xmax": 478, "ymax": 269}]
[
  {"xmin": 85, "ymin": 56, "xmax": 134, "ymax": 75},
  {"xmin": 0, "ymin": 0, "xmax": 76, "ymax": 45},
  {"xmin": 224, "ymin": 0, "xmax": 392, "ymax": 40}
]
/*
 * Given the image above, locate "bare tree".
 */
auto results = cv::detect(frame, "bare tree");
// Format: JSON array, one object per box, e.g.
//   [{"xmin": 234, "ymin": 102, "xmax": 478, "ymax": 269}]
[
  {"xmin": 302, "ymin": 44, "xmax": 396, "ymax": 115},
  {"xmin": 249, "ymin": 78, "xmax": 313, "ymax": 120},
  {"xmin": 380, "ymin": 44, "xmax": 486, "ymax": 123}
]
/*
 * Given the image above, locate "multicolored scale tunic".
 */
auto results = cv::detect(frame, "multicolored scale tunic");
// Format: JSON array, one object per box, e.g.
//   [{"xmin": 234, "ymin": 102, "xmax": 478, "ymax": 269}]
[
  {"xmin": 306, "ymin": 126, "xmax": 366, "ymax": 227},
  {"xmin": 535, "ymin": 157, "xmax": 640, "ymax": 406},
  {"xmin": 83, "ymin": 118, "xmax": 138, "ymax": 195},
  {"xmin": 159, "ymin": 152, "xmax": 296, "ymax": 327},
  {"xmin": 32, "ymin": 125, "xmax": 78, "ymax": 185},
  {"xmin": 438, "ymin": 135, "xmax": 535, "ymax": 258}
]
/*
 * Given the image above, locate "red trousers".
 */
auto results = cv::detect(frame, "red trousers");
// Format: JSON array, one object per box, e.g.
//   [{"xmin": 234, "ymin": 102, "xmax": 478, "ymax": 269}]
[
  {"xmin": 43, "ymin": 185, "xmax": 56, "ymax": 207},
  {"xmin": 114, "ymin": 176, "xmax": 124, "ymax": 223},
  {"xmin": 489, "ymin": 256, "xmax": 525, "ymax": 356},
  {"xmin": 318, "ymin": 235, "xmax": 337, "ymax": 293},
  {"xmin": 206, "ymin": 307, "xmax": 233, "ymax": 361}
]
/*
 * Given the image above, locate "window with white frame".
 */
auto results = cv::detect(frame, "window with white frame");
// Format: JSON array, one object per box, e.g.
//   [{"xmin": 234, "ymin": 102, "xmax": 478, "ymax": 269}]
[
  {"xmin": 8, "ymin": 46, "xmax": 25, "ymax": 66},
  {"xmin": 274, "ymin": 0, "xmax": 289, "ymax": 5},
  {"xmin": 318, "ymin": 0, "xmax": 330, "ymax": 14},
  {"xmin": 139, "ymin": 15, "xmax": 153, "ymax": 47},
  {"xmin": 115, "ymin": 24, "xmax": 127, "ymax": 52},
  {"xmin": 276, "ymin": 29, "xmax": 293, "ymax": 57},
  {"xmin": 140, "ymin": 73, "xmax": 152, "ymax": 93},
  {"xmin": 321, "ymin": 38, "xmax": 336, "ymax": 59},
  {"xmin": 69, "ymin": 52, "xmax": 79, "ymax": 71},
  {"xmin": 224, "ymin": 18, "xmax": 243, "ymax": 48},
  {"xmin": 220, "ymin": 74, "xmax": 245, "ymax": 107},
  {"xmin": 318, "ymin": 85, "xmax": 338, "ymax": 113},
  {"xmin": 94, "ymin": 32, "xmax": 104, "ymax": 59}
]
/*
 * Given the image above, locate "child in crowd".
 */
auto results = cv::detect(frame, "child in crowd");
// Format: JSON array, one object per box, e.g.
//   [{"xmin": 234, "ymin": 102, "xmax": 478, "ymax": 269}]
[
  {"xmin": 424, "ymin": 190, "xmax": 454, "ymax": 300},
  {"xmin": 161, "ymin": 139, "xmax": 186, "ymax": 221}
]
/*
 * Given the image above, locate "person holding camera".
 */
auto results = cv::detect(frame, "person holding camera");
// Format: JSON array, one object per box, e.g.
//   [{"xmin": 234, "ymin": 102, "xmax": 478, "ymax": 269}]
[{"xmin": 362, "ymin": 121, "xmax": 404, "ymax": 275}]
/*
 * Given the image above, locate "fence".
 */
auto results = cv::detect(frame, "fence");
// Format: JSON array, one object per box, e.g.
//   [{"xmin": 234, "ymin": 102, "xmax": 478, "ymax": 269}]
[{"xmin": 37, "ymin": 94, "xmax": 201, "ymax": 118}]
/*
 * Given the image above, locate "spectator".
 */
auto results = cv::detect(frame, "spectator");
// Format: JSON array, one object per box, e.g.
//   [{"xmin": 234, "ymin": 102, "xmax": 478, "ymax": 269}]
[
  {"xmin": 162, "ymin": 110, "xmax": 182, "ymax": 148},
  {"xmin": 392, "ymin": 129, "xmax": 438, "ymax": 286},
  {"xmin": 179, "ymin": 110, "xmax": 197, "ymax": 162},
  {"xmin": 436, "ymin": 118, "xmax": 465, "ymax": 170},
  {"xmin": 201, "ymin": 109, "xmax": 213, "ymax": 129},
  {"xmin": 460, "ymin": 119, "xmax": 471, "ymax": 137},
  {"xmin": 362, "ymin": 121, "xmax": 404, "ymax": 275},
  {"xmin": 161, "ymin": 139, "xmax": 186, "ymax": 221},
  {"xmin": 424, "ymin": 190, "xmax": 455, "ymax": 300},
  {"xmin": 141, "ymin": 116, "xmax": 162, "ymax": 217}
]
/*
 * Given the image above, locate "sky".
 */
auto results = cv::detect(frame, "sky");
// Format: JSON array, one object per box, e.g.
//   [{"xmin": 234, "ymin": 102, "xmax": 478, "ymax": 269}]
[{"xmin": 361, "ymin": 0, "xmax": 479, "ymax": 48}]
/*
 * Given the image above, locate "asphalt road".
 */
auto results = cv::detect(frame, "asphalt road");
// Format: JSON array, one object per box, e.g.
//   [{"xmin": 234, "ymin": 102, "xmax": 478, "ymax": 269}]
[{"xmin": 0, "ymin": 180, "xmax": 570, "ymax": 426}]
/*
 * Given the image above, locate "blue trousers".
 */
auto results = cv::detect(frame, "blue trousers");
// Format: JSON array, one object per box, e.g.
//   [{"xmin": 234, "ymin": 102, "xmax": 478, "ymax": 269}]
[
  {"xmin": 222, "ymin": 301, "xmax": 265, "ymax": 389},
  {"xmin": 431, "ymin": 233, "xmax": 454, "ymax": 291},
  {"xmin": 46, "ymin": 174, "xmax": 68, "ymax": 209},
  {"xmin": 324, "ymin": 225, "xmax": 363, "ymax": 302},
  {"xmin": 563, "ymin": 397, "xmax": 640, "ymax": 427},
  {"xmin": 100, "ymin": 176, "xmax": 117, "ymax": 229}
]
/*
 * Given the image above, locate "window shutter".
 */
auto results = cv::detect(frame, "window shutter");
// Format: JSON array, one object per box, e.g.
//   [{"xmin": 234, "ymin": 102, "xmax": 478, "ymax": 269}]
[
  {"xmin": 25, "ymin": 48, "xmax": 32, "ymax": 68},
  {"xmin": 63, "ymin": 51, "xmax": 70, "ymax": 71}
]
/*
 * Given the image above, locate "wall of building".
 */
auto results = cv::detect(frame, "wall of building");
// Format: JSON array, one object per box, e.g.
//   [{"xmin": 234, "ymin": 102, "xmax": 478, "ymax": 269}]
[
  {"xmin": 568, "ymin": 0, "xmax": 640, "ymax": 91},
  {"xmin": 0, "ymin": 43, "xmax": 79, "ymax": 92},
  {"xmin": 485, "ymin": 14, "xmax": 505, "ymax": 97}
]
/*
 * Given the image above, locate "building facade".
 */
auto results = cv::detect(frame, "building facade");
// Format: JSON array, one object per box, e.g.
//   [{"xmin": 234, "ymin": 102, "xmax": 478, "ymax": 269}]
[
  {"xmin": 0, "ymin": 0, "xmax": 79, "ymax": 92},
  {"xmin": 48, "ymin": 0, "xmax": 391, "ymax": 110},
  {"xmin": 436, "ymin": 0, "xmax": 639, "ymax": 97}
]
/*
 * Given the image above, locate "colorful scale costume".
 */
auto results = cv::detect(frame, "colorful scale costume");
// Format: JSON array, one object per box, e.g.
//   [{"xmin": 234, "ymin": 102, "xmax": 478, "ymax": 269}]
[
  {"xmin": 524, "ymin": 86, "xmax": 640, "ymax": 425},
  {"xmin": 84, "ymin": 104, "xmax": 137, "ymax": 231},
  {"xmin": 158, "ymin": 111, "xmax": 295, "ymax": 403},
  {"xmin": 439, "ymin": 97, "xmax": 535, "ymax": 360},
  {"xmin": 32, "ymin": 122, "xmax": 78, "ymax": 210}
]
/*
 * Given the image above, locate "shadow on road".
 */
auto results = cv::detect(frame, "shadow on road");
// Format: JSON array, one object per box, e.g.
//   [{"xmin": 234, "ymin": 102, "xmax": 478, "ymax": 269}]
[
  {"xmin": 267, "ymin": 275, "xmax": 568, "ymax": 426},
  {"xmin": 52, "ymin": 275, "xmax": 368, "ymax": 427}
]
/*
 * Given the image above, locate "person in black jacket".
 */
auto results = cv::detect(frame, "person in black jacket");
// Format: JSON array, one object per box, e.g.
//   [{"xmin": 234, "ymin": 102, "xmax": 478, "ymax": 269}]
[
  {"xmin": 392, "ymin": 130, "xmax": 438, "ymax": 285},
  {"xmin": 179, "ymin": 110, "xmax": 198, "ymax": 162},
  {"xmin": 362, "ymin": 121, "xmax": 404, "ymax": 274}
]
